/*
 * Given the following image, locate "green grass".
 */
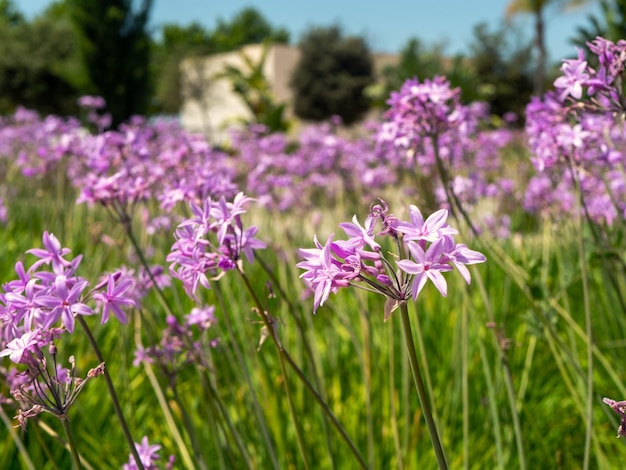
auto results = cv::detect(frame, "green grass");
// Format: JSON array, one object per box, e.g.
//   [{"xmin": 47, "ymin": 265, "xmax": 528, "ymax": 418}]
[{"xmin": 1, "ymin": 163, "xmax": 626, "ymax": 470}]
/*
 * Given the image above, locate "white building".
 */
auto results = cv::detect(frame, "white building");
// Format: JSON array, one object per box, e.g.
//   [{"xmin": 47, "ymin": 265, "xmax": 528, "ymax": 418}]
[{"xmin": 179, "ymin": 43, "xmax": 398, "ymax": 141}]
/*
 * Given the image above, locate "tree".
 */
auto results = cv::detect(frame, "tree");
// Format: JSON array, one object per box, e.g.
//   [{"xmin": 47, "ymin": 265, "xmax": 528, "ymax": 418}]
[
  {"xmin": 0, "ymin": 0, "xmax": 24, "ymax": 25},
  {"xmin": 210, "ymin": 7, "xmax": 289, "ymax": 53},
  {"xmin": 375, "ymin": 37, "xmax": 480, "ymax": 106},
  {"xmin": 572, "ymin": 0, "xmax": 626, "ymax": 56},
  {"xmin": 380, "ymin": 37, "xmax": 446, "ymax": 94},
  {"xmin": 0, "ymin": 1, "xmax": 80, "ymax": 115},
  {"xmin": 290, "ymin": 26, "xmax": 374, "ymax": 125},
  {"xmin": 150, "ymin": 7, "xmax": 289, "ymax": 115},
  {"xmin": 467, "ymin": 22, "xmax": 535, "ymax": 120},
  {"xmin": 505, "ymin": 0, "xmax": 592, "ymax": 95},
  {"xmin": 70, "ymin": 0, "xmax": 153, "ymax": 127},
  {"xmin": 151, "ymin": 22, "xmax": 213, "ymax": 114}
]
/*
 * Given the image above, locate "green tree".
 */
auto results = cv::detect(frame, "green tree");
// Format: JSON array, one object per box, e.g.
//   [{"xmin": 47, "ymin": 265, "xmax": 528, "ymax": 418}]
[
  {"xmin": 380, "ymin": 37, "xmax": 446, "ymax": 95},
  {"xmin": 151, "ymin": 22, "xmax": 213, "ymax": 114},
  {"xmin": 0, "ymin": 1, "xmax": 80, "ymax": 115},
  {"xmin": 572, "ymin": 0, "xmax": 626, "ymax": 55},
  {"xmin": 374, "ymin": 37, "xmax": 480, "ymax": 106},
  {"xmin": 210, "ymin": 7, "xmax": 289, "ymax": 53},
  {"xmin": 70, "ymin": 0, "xmax": 152, "ymax": 127},
  {"xmin": 0, "ymin": 0, "xmax": 23, "ymax": 25},
  {"xmin": 505, "ymin": 0, "xmax": 593, "ymax": 95},
  {"xmin": 150, "ymin": 7, "xmax": 289, "ymax": 115},
  {"xmin": 290, "ymin": 26, "xmax": 374, "ymax": 125},
  {"xmin": 466, "ymin": 22, "xmax": 535, "ymax": 121}
]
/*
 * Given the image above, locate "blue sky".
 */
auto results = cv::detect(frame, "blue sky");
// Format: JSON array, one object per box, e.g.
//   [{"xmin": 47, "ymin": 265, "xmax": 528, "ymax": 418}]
[{"xmin": 19, "ymin": 0, "xmax": 602, "ymax": 63}]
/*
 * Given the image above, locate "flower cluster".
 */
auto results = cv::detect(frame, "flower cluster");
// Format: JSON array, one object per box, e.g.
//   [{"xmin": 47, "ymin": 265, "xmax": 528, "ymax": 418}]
[
  {"xmin": 0, "ymin": 232, "xmax": 137, "ymax": 346},
  {"xmin": 554, "ymin": 37, "xmax": 626, "ymax": 113},
  {"xmin": 133, "ymin": 307, "xmax": 218, "ymax": 376},
  {"xmin": 523, "ymin": 38, "xmax": 626, "ymax": 225},
  {"xmin": 167, "ymin": 193, "xmax": 266, "ymax": 298},
  {"xmin": 2, "ymin": 342, "xmax": 105, "ymax": 428},
  {"xmin": 229, "ymin": 121, "xmax": 399, "ymax": 211},
  {"xmin": 377, "ymin": 76, "xmax": 517, "ymax": 236},
  {"xmin": 297, "ymin": 201, "xmax": 486, "ymax": 316}
]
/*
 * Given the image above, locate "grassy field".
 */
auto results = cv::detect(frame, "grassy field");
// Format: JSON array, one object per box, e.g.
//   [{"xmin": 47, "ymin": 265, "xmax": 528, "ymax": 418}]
[{"xmin": 0, "ymin": 142, "xmax": 625, "ymax": 470}]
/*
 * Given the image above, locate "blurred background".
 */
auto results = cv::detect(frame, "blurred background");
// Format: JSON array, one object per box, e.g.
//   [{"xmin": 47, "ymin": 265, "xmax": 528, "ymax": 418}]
[{"xmin": 2, "ymin": 0, "xmax": 618, "ymax": 134}]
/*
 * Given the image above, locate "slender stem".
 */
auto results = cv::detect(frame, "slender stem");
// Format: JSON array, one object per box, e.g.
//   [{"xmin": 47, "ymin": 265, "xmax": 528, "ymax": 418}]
[
  {"xmin": 212, "ymin": 282, "xmax": 279, "ymax": 469},
  {"xmin": 398, "ymin": 302, "xmax": 448, "ymax": 470},
  {"xmin": 388, "ymin": 318, "xmax": 404, "ymax": 470},
  {"xmin": 569, "ymin": 161, "xmax": 593, "ymax": 470},
  {"xmin": 172, "ymin": 386, "xmax": 209, "ymax": 470},
  {"xmin": 77, "ymin": 317, "xmax": 144, "ymax": 470},
  {"xmin": 199, "ymin": 372, "xmax": 254, "ymax": 469},
  {"xmin": 461, "ymin": 299, "xmax": 469, "ymax": 470},
  {"xmin": 277, "ymin": 349, "xmax": 311, "ymax": 470},
  {"xmin": 237, "ymin": 269, "xmax": 368, "ymax": 469},
  {"xmin": 0, "ymin": 405, "xmax": 35, "ymax": 470},
  {"xmin": 123, "ymin": 220, "xmax": 175, "ymax": 318},
  {"xmin": 60, "ymin": 415, "xmax": 82, "ymax": 470},
  {"xmin": 473, "ymin": 274, "xmax": 527, "ymax": 470}
]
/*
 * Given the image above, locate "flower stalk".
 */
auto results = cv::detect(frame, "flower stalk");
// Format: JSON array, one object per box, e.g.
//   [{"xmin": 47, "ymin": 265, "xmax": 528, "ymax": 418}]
[{"xmin": 399, "ymin": 302, "xmax": 448, "ymax": 470}]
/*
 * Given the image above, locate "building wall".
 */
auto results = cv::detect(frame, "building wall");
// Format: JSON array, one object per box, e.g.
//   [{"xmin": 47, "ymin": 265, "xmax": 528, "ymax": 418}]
[{"xmin": 180, "ymin": 44, "xmax": 397, "ymax": 141}]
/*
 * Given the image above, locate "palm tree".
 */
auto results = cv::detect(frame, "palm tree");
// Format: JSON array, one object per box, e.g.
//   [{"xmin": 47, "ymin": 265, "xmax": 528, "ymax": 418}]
[{"xmin": 505, "ymin": 0, "xmax": 592, "ymax": 96}]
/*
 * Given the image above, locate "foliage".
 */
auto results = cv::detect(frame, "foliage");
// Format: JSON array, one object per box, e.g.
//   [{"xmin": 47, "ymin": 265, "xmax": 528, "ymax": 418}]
[
  {"xmin": 209, "ymin": 7, "xmax": 290, "ymax": 53},
  {"xmin": 151, "ymin": 7, "xmax": 289, "ymax": 115},
  {"xmin": 216, "ymin": 43, "xmax": 290, "ymax": 133},
  {"xmin": 466, "ymin": 22, "xmax": 535, "ymax": 121},
  {"xmin": 290, "ymin": 26, "xmax": 374, "ymax": 125},
  {"xmin": 505, "ymin": 0, "xmax": 594, "ymax": 94},
  {"xmin": 571, "ymin": 0, "xmax": 626, "ymax": 60},
  {"xmin": 375, "ymin": 37, "xmax": 481, "ymax": 107},
  {"xmin": 70, "ymin": 0, "xmax": 153, "ymax": 127},
  {"xmin": 0, "ymin": 1, "xmax": 80, "ymax": 115}
]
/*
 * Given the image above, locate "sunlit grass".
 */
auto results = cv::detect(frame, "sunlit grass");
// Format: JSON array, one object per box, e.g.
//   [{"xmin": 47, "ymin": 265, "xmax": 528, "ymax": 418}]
[{"xmin": 1, "ymin": 155, "xmax": 626, "ymax": 469}]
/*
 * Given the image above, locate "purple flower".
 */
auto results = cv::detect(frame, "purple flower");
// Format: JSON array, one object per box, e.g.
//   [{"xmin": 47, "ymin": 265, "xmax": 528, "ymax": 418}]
[
  {"xmin": 441, "ymin": 236, "xmax": 487, "ymax": 284},
  {"xmin": 35, "ymin": 275, "xmax": 93, "ymax": 333},
  {"xmin": 93, "ymin": 273, "xmax": 136, "ymax": 324},
  {"xmin": 298, "ymin": 202, "xmax": 486, "ymax": 315},
  {"xmin": 339, "ymin": 214, "xmax": 380, "ymax": 251},
  {"xmin": 27, "ymin": 232, "xmax": 72, "ymax": 273},
  {"xmin": 397, "ymin": 238, "xmax": 454, "ymax": 300},
  {"xmin": 186, "ymin": 306, "xmax": 216, "ymax": 330},
  {"xmin": 123, "ymin": 436, "xmax": 168, "ymax": 470},
  {"xmin": 77, "ymin": 95, "xmax": 106, "ymax": 109},
  {"xmin": 297, "ymin": 234, "xmax": 351, "ymax": 313},
  {"xmin": 554, "ymin": 54, "xmax": 589, "ymax": 101},
  {"xmin": 0, "ymin": 329, "xmax": 41, "ymax": 364},
  {"xmin": 393, "ymin": 206, "xmax": 457, "ymax": 243},
  {"xmin": 603, "ymin": 397, "xmax": 626, "ymax": 438}
]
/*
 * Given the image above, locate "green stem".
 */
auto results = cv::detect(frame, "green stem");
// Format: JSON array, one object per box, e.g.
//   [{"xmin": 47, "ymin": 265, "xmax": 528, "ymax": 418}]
[
  {"xmin": 0, "ymin": 405, "xmax": 35, "ymax": 470},
  {"xmin": 461, "ymin": 299, "xmax": 469, "ymax": 470},
  {"xmin": 277, "ymin": 349, "xmax": 311, "ymax": 470},
  {"xmin": 212, "ymin": 282, "xmax": 279, "ymax": 469},
  {"xmin": 237, "ymin": 269, "xmax": 368, "ymax": 469},
  {"xmin": 172, "ymin": 386, "xmax": 209, "ymax": 470},
  {"xmin": 123, "ymin": 220, "xmax": 175, "ymax": 318},
  {"xmin": 77, "ymin": 317, "xmax": 144, "ymax": 470},
  {"xmin": 569, "ymin": 162, "xmax": 593, "ymax": 470},
  {"xmin": 388, "ymin": 318, "xmax": 404, "ymax": 470},
  {"xmin": 199, "ymin": 372, "xmax": 254, "ymax": 469},
  {"xmin": 399, "ymin": 302, "xmax": 448, "ymax": 470},
  {"xmin": 473, "ymin": 274, "xmax": 526, "ymax": 470},
  {"xmin": 60, "ymin": 416, "xmax": 82, "ymax": 470}
]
